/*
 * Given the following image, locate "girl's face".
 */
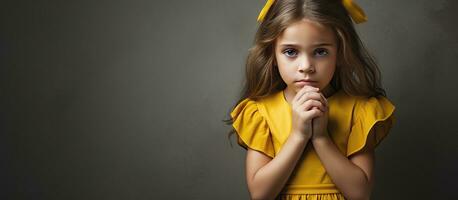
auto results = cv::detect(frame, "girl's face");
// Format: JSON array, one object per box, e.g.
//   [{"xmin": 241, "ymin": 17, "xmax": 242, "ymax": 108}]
[{"xmin": 275, "ymin": 19, "xmax": 337, "ymax": 97}]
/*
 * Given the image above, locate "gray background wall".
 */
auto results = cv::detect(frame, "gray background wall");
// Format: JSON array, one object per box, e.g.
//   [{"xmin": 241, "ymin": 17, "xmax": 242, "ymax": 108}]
[{"xmin": 1, "ymin": 0, "xmax": 457, "ymax": 199}]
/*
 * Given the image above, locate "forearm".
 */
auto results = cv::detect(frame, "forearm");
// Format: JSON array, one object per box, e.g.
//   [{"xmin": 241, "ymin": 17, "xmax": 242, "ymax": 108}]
[
  {"xmin": 312, "ymin": 136, "xmax": 371, "ymax": 200},
  {"xmin": 250, "ymin": 133, "xmax": 309, "ymax": 200}
]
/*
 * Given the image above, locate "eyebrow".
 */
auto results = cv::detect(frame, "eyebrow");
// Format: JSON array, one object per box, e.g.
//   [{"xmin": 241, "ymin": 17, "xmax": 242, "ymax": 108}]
[{"xmin": 279, "ymin": 43, "xmax": 334, "ymax": 48}]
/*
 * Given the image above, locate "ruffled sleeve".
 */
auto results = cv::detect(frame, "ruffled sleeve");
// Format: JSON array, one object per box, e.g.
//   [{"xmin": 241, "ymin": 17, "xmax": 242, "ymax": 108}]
[
  {"xmin": 346, "ymin": 96, "xmax": 396, "ymax": 157},
  {"xmin": 230, "ymin": 98, "xmax": 275, "ymax": 158}
]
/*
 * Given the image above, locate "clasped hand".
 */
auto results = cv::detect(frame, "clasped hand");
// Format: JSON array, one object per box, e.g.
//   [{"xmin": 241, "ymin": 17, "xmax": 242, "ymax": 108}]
[{"xmin": 290, "ymin": 85, "xmax": 329, "ymax": 140}]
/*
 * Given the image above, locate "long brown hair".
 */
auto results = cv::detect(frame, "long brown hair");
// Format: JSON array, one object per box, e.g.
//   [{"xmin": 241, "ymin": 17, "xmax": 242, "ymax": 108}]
[{"xmin": 223, "ymin": 0, "xmax": 386, "ymax": 142}]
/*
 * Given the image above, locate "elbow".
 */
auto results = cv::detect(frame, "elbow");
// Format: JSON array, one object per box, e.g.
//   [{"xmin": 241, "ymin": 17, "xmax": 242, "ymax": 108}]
[
  {"xmin": 249, "ymin": 191, "xmax": 262, "ymax": 200},
  {"xmin": 346, "ymin": 189, "xmax": 371, "ymax": 200},
  {"xmin": 251, "ymin": 196, "xmax": 274, "ymax": 200},
  {"xmin": 248, "ymin": 182, "xmax": 275, "ymax": 200},
  {"xmin": 250, "ymin": 196, "xmax": 266, "ymax": 200},
  {"xmin": 247, "ymin": 174, "xmax": 277, "ymax": 200},
  {"xmin": 350, "ymin": 195, "xmax": 370, "ymax": 200},
  {"xmin": 248, "ymin": 186, "xmax": 276, "ymax": 200},
  {"xmin": 348, "ymin": 179, "xmax": 373, "ymax": 200},
  {"xmin": 249, "ymin": 190, "xmax": 274, "ymax": 200},
  {"xmin": 353, "ymin": 196, "xmax": 370, "ymax": 200}
]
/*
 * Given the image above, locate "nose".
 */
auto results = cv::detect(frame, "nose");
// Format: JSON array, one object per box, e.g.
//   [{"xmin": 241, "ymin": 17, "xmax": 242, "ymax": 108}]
[{"xmin": 298, "ymin": 55, "xmax": 315, "ymax": 73}]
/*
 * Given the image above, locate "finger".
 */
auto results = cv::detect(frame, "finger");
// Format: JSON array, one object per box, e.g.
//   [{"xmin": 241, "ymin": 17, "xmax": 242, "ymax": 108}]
[
  {"xmin": 293, "ymin": 86, "xmax": 318, "ymax": 104},
  {"xmin": 302, "ymin": 99, "xmax": 325, "ymax": 112},
  {"xmin": 305, "ymin": 91, "xmax": 327, "ymax": 107},
  {"xmin": 318, "ymin": 92, "xmax": 328, "ymax": 107},
  {"xmin": 303, "ymin": 107, "xmax": 323, "ymax": 119},
  {"xmin": 293, "ymin": 86, "xmax": 319, "ymax": 103},
  {"xmin": 297, "ymin": 91, "xmax": 322, "ymax": 105},
  {"xmin": 310, "ymin": 107, "xmax": 324, "ymax": 117},
  {"xmin": 296, "ymin": 99, "xmax": 324, "ymax": 114}
]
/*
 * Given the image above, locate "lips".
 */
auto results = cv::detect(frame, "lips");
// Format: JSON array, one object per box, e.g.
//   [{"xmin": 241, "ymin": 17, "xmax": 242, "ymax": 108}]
[
  {"xmin": 296, "ymin": 79, "xmax": 317, "ymax": 84},
  {"xmin": 295, "ymin": 79, "xmax": 317, "ymax": 86},
  {"xmin": 296, "ymin": 79, "xmax": 316, "ymax": 82}
]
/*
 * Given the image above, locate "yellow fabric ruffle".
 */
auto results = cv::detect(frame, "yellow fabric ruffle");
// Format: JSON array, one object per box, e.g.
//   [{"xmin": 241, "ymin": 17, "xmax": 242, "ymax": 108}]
[
  {"xmin": 230, "ymin": 98, "xmax": 276, "ymax": 158},
  {"xmin": 346, "ymin": 96, "xmax": 396, "ymax": 156},
  {"xmin": 277, "ymin": 193, "xmax": 346, "ymax": 200}
]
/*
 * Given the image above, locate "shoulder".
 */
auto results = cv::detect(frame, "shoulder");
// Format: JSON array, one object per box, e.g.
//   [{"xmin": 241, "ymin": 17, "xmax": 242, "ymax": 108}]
[
  {"xmin": 352, "ymin": 95, "xmax": 396, "ymax": 122},
  {"xmin": 345, "ymin": 94, "xmax": 396, "ymax": 156},
  {"xmin": 230, "ymin": 95, "xmax": 277, "ymax": 158},
  {"xmin": 230, "ymin": 91, "xmax": 281, "ymax": 120},
  {"xmin": 330, "ymin": 90, "xmax": 395, "ymax": 117},
  {"xmin": 230, "ymin": 98, "xmax": 259, "ymax": 119}
]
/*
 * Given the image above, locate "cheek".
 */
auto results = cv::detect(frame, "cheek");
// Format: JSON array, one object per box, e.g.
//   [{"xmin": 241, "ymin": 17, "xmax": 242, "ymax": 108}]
[
  {"xmin": 277, "ymin": 64, "xmax": 292, "ymax": 80},
  {"xmin": 277, "ymin": 64, "xmax": 296, "ymax": 83},
  {"xmin": 327, "ymin": 66, "xmax": 336, "ymax": 79},
  {"xmin": 277, "ymin": 55, "xmax": 298, "ymax": 70},
  {"xmin": 325, "ymin": 63, "xmax": 336, "ymax": 78},
  {"xmin": 317, "ymin": 57, "xmax": 336, "ymax": 80},
  {"xmin": 276, "ymin": 54, "xmax": 293, "ymax": 74},
  {"xmin": 275, "ymin": 52, "xmax": 287, "ymax": 66},
  {"xmin": 325, "ymin": 54, "xmax": 337, "ymax": 74}
]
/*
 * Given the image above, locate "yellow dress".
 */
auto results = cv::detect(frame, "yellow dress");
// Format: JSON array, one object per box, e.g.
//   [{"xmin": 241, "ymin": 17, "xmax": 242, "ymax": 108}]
[{"xmin": 230, "ymin": 89, "xmax": 395, "ymax": 200}]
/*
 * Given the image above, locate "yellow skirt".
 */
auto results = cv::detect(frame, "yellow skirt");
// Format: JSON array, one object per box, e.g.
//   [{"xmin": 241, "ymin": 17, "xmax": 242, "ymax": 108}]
[{"xmin": 277, "ymin": 193, "xmax": 346, "ymax": 200}]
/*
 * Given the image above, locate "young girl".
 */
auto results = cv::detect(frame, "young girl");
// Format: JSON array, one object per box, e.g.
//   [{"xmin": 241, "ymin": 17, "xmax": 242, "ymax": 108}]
[{"xmin": 225, "ymin": 0, "xmax": 395, "ymax": 199}]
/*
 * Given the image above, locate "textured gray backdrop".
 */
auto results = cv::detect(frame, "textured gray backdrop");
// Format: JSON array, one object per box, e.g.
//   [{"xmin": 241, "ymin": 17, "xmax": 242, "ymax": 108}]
[{"xmin": 1, "ymin": 0, "xmax": 457, "ymax": 199}]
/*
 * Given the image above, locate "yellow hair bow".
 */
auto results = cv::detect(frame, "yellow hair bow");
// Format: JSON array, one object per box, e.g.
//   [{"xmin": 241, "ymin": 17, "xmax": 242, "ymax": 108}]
[
  {"xmin": 257, "ymin": 0, "xmax": 275, "ymax": 22},
  {"xmin": 256, "ymin": 0, "xmax": 367, "ymax": 24},
  {"xmin": 342, "ymin": 0, "xmax": 367, "ymax": 24}
]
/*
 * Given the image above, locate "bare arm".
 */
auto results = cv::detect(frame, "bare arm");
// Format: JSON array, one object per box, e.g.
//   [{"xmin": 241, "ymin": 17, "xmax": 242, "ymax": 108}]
[
  {"xmin": 311, "ymin": 129, "xmax": 377, "ymax": 200},
  {"xmin": 245, "ymin": 133, "xmax": 309, "ymax": 200}
]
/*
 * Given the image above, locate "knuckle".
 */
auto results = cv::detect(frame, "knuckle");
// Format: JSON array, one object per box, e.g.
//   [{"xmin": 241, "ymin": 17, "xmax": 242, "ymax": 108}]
[
  {"xmin": 305, "ymin": 92, "xmax": 311, "ymax": 99},
  {"xmin": 304, "ymin": 100, "xmax": 312, "ymax": 107}
]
